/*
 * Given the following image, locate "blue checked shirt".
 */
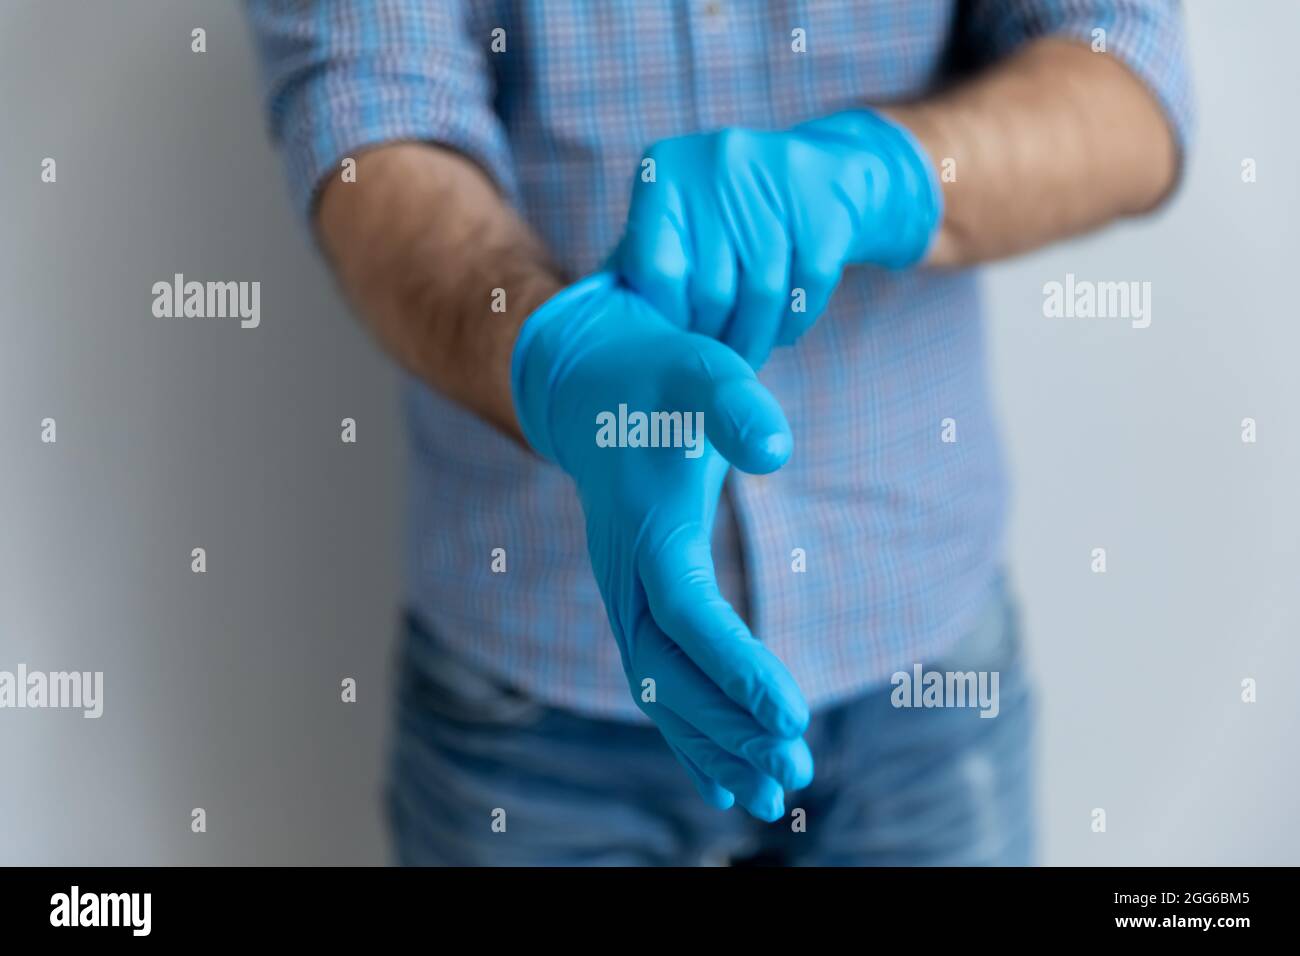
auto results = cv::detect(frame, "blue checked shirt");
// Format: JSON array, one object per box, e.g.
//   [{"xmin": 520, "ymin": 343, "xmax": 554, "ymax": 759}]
[{"xmin": 248, "ymin": 0, "xmax": 1193, "ymax": 719}]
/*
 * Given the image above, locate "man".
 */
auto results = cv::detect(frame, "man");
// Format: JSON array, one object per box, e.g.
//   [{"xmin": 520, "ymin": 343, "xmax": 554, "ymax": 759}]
[{"xmin": 247, "ymin": 0, "xmax": 1191, "ymax": 865}]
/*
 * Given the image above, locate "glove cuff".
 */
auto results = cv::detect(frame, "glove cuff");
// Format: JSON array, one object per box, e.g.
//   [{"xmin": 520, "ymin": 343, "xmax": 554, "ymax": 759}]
[
  {"xmin": 876, "ymin": 113, "xmax": 944, "ymax": 267},
  {"xmin": 800, "ymin": 108, "xmax": 944, "ymax": 268},
  {"xmin": 510, "ymin": 272, "xmax": 617, "ymax": 463}
]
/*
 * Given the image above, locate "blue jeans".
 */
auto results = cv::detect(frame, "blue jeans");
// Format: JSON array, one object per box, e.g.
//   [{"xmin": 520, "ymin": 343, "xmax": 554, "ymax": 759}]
[{"xmin": 386, "ymin": 580, "xmax": 1036, "ymax": 865}]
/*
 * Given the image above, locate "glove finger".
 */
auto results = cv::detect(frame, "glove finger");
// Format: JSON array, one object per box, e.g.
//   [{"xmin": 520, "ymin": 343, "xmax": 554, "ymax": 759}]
[
  {"xmin": 662, "ymin": 336, "xmax": 793, "ymax": 475},
  {"xmin": 637, "ymin": 530, "xmax": 811, "ymax": 742},
  {"xmin": 725, "ymin": 205, "xmax": 791, "ymax": 370},
  {"xmin": 683, "ymin": 192, "xmax": 739, "ymax": 340},
  {"xmin": 644, "ymin": 630, "xmax": 814, "ymax": 789},
  {"xmin": 665, "ymin": 740, "xmax": 736, "ymax": 810},
  {"xmin": 780, "ymin": 212, "xmax": 852, "ymax": 346},
  {"xmin": 618, "ymin": 178, "xmax": 692, "ymax": 328},
  {"xmin": 653, "ymin": 705, "xmax": 787, "ymax": 822}
]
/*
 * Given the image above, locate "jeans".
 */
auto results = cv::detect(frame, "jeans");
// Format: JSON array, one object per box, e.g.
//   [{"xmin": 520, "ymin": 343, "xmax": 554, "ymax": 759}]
[{"xmin": 386, "ymin": 579, "xmax": 1036, "ymax": 866}]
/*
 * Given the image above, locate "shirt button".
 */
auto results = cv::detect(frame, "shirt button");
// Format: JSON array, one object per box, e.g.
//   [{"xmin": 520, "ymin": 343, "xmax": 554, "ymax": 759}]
[{"xmin": 700, "ymin": 1, "xmax": 726, "ymax": 29}]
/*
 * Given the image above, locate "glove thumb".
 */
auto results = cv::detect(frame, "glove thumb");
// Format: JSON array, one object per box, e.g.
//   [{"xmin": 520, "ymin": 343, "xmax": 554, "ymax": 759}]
[{"xmin": 663, "ymin": 335, "xmax": 793, "ymax": 475}]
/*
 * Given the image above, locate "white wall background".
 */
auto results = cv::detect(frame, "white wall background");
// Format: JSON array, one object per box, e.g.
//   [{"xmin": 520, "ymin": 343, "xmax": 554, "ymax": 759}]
[{"xmin": 2, "ymin": 0, "xmax": 1296, "ymax": 865}]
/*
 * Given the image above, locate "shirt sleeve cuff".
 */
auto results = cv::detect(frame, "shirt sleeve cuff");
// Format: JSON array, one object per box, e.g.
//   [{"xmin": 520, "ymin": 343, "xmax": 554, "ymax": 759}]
[
  {"xmin": 963, "ymin": 2, "xmax": 1196, "ymax": 155},
  {"xmin": 1042, "ymin": 12, "xmax": 1195, "ymax": 153},
  {"xmin": 272, "ymin": 68, "xmax": 519, "ymax": 222}
]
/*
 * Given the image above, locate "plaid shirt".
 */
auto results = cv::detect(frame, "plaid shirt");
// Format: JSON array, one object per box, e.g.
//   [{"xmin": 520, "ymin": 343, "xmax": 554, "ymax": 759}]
[{"xmin": 248, "ymin": 0, "xmax": 1192, "ymax": 719}]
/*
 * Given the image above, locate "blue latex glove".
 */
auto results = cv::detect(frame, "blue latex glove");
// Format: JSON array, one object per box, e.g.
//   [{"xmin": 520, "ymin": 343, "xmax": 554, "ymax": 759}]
[
  {"xmin": 612, "ymin": 109, "xmax": 943, "ymax": 368},
  {"xmin": 511, "ymin": 272, "xmax": 814, "ymax": 820}
]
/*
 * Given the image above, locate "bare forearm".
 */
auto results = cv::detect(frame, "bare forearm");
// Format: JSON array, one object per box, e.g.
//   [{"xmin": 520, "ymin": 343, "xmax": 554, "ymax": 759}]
[
  {"xmin": 884, "ymin": 38, "xmax": 1179, "ymax": 267},
  {"xmin": 315, "ymin": 144, "xmax": 565, "ymax": 442}
]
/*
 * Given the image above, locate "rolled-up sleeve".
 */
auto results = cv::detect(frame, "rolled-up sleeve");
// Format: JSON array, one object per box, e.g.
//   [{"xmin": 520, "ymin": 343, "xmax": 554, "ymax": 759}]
[
  {"xmin": 958, "ymin": 0, "xmax": 1195, "ymax": 151},
  {"xmin": 246, "ymin": 0, "xmax": 517, "ymax": 220}
]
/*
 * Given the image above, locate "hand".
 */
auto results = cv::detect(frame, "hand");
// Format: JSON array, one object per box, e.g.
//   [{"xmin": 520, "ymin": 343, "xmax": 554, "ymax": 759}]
[
  {"xmin": 511, "ymin": 273, "xmax": 813, "ymax": 820},
  {"xmin": 612, "ymin": 109, "xmax": 943, "ymax": 368}
]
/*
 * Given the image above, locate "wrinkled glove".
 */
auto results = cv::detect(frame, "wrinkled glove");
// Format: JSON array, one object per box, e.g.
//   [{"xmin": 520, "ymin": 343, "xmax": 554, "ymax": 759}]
[
  {"xmin": 612, "ymin": 108, "xmax": 943, "ymax": 368},
  {"xmin": 511, "ymin": 272, "xmax": 813, "ymax": 820}
]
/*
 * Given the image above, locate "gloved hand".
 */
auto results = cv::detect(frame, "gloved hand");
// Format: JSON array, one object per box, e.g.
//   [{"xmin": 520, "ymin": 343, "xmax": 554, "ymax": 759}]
[
  {"xmin": 512, "ymin": 272, "xmax": 813, "ymax": 820},
  {"xmin": 611, "ymin": 109, "xmax": 943, "ymax": 368}
]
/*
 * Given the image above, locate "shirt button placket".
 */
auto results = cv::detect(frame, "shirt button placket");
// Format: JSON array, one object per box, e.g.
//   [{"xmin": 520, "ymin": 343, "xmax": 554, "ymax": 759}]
[{"xmin": 690, "ymin": 0, "xmax": 732, "ymax": 129}]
